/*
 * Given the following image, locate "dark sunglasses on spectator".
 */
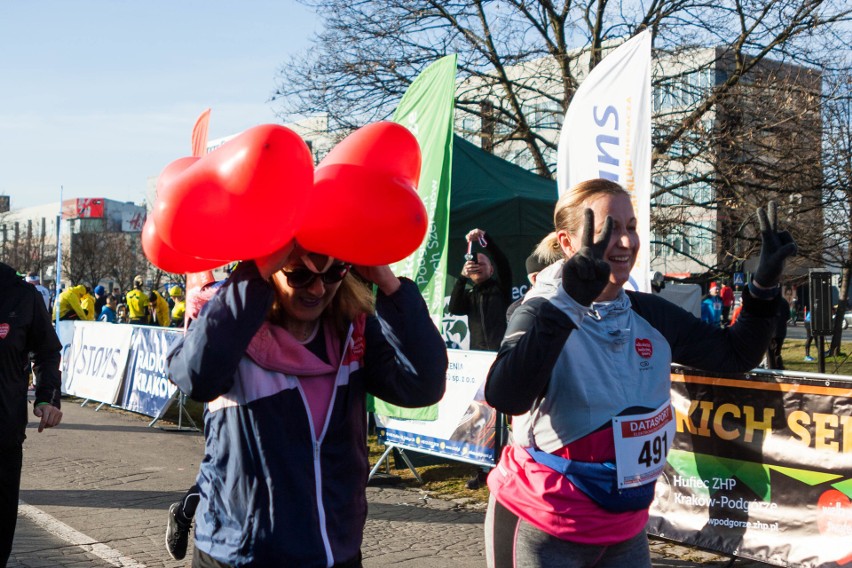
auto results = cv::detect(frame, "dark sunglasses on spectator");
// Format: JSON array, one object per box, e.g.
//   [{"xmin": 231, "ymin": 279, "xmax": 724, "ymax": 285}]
[{"xmin": 283, "ymin": 264, "xmax": 351, "ymax": 289}]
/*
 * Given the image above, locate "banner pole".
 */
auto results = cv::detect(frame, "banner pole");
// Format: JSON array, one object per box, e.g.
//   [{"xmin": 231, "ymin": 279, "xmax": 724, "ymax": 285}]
[{"xmin": 55, "ymin": 185, "xmax": 63, "ymax": 328}]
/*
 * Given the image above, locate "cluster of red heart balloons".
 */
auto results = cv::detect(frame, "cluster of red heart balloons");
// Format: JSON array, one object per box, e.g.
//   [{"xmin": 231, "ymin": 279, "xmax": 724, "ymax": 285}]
[{"xmin": 142, "ymin": 122, "xmax": 428, "ymax": 273}]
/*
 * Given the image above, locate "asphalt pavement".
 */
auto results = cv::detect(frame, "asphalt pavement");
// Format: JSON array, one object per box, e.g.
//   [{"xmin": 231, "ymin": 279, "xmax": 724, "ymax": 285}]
[
  {"xmin": 10, "ymin": 398, "xmax": 764, "ymax": 567},
  {"xmin": 784, "ymin": 320, "xmax": 851, "ymax": 341}
]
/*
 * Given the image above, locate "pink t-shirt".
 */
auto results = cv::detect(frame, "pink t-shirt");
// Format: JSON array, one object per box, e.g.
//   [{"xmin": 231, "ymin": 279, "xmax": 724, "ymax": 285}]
[{"xmin": 246, "ymin": 319, "xmax": 350, "ymax": 435}]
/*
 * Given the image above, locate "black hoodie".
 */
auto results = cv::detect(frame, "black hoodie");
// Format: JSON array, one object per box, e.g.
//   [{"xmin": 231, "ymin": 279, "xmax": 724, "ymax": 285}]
[{"xmin": 0, "ymin": 262, "xmax": 61, "ymax": 447}]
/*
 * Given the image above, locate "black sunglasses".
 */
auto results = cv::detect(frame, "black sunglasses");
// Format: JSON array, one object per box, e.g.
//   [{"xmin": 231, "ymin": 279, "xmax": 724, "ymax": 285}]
[{"xmin": 282, "ymin": 264, "xmax": 351, "ymax": 289}]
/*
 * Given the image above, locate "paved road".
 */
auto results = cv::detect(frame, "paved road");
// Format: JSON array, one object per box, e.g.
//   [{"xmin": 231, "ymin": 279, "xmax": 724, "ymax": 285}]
[
  {"xmin": 10, "ymin": 399, "xmax": 762, "ymax": 567},
  {"xmin": 784, "ymin": 321, "xmax": 851, "ymax": 341}
]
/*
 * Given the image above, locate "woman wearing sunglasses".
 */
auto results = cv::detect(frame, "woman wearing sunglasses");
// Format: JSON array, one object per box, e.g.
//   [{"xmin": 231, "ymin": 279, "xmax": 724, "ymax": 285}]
[{"xmin": 167, "ymin": 244, "xmax": 447, "ymax": 568}]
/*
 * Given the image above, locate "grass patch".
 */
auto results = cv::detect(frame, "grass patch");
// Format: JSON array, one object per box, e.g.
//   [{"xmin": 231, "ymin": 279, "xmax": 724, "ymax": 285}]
[
  {"xmin": 367, "ymin": 436, "xmax": 490, "ymax": 504},
  {"xmin": 778, "ymin": 339, "xmax": 852, "ymax": 376}
]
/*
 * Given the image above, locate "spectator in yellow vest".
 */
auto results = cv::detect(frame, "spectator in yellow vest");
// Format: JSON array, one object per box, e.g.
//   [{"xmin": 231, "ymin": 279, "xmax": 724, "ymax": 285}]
[
  {"xmin": 125, "ymin": 275, "xmax": 149, "ymax": 324},
  {"xmin": 169, "ymin": 286, "xmax": 186, "ymax": 328},
  {"xmin": 53, "ymin": 285, "xmax": 88, "ymax": 320},
  {"xmin": 148, "ymin": 290, "xmax": 171, "ymax": 327},
  {"xmin": 80, "ymin": 287, "xmax": 97, "ymax": 321}
]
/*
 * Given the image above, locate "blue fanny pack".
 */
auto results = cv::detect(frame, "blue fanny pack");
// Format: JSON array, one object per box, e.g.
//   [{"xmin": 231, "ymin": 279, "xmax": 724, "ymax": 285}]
[{"xmin": 525, "ymin": 447, "xmax": 657, "ymax": 513}]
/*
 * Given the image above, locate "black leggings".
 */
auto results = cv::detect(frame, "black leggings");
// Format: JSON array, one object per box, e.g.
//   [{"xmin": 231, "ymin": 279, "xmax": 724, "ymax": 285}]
[
  {"xmin": 484, "ymin": 494, "xmax": 651, "ymax": 568},
  {"xmin": 0, "ymin": 444, "xmax": 23, "ymax": 566}
]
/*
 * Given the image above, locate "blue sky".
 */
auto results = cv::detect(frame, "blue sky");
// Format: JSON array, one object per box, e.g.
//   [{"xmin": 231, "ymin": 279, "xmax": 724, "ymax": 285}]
[{"xmin": 0, "ymin": 1, "xmax": 318, "ymax": 209}]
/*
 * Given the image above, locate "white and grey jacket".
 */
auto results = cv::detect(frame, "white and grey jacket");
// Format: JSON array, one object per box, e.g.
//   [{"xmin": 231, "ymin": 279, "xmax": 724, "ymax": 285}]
[{"xmin": 486, "ymin": 261, "xmax": 778, "ymax": 452}]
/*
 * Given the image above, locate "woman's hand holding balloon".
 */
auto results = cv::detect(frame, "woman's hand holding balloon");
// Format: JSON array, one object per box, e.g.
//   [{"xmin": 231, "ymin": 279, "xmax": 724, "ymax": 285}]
[
  {"xmin": 354, "ymin": 265, "xmax": 401, "ymax": 296},
  {"xmin": 256, "ymin": 241, "xmax": 297, "ymax": 280}
]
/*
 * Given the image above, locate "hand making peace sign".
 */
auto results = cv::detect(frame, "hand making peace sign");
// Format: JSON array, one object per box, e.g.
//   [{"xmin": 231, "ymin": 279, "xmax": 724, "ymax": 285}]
[{"xmin": 561, "ymin": 208, "xmax": 614, "ymax": 306}]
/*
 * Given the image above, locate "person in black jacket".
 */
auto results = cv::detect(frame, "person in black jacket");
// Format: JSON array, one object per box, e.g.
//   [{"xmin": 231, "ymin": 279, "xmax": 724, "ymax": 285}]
[
  {"xmin": 0, "ymin": 262, "xmax": 62, "ymax": 566},
  {"xmin": 448, "ymin": 228, "xmax": 513, "ymax": 351},
  {"xmin": 506, "ymin": 252, "xmax": 551, "ymax": 323},
  {"xmin": 766, "ymin": 295, "xmax": 790, "ymax": 369}
]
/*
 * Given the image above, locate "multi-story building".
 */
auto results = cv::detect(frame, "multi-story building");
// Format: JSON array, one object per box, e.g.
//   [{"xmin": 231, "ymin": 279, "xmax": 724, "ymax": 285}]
[
  {"xmin": 649, "ymin": 48, "xmax": 822, "ymax": 278},
  {"xmin": 0, "ymin": 197, "xmax": 146, "ymax": 291},
  {"xmin": 454, "ymin": 44, "xmax": 823, "ymax": 279}
]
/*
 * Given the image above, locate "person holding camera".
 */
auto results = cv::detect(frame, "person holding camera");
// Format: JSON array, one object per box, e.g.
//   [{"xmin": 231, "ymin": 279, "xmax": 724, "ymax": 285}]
[{"xmin": 448, "ymin": 228, "xmax": 513, "ymax": 352}]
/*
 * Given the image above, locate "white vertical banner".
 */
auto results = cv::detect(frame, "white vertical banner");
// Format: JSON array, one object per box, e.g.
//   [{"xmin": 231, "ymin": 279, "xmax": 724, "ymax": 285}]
[{"xmin": 557, "ymin": 30, "xmax": 653, "ymax": 293}]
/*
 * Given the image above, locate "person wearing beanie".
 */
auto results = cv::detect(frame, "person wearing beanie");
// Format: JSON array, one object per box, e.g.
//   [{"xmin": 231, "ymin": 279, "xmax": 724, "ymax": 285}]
[
  {"xmin": 93, "ymin": 285, "xmax": 107, "ymax": 316},
  {"xmin": 506, "ymin": 252, "xmax": 550, "ymax": 322},
  {"xmin": 701, "ymin": 282, "xmax": 723, "ymax": 327},
  {"xmin": 169, "ymin": 286, "xmax": 186, "ymax": 328}
]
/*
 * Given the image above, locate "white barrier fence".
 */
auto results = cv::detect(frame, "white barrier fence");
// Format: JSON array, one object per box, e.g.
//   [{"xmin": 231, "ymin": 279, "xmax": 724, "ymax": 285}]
[{"xmin": 58, "ymin": 321, "xmax": 183, "ymax": 422}]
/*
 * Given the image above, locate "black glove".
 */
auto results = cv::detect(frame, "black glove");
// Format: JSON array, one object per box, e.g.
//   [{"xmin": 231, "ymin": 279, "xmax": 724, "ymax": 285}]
[
  {"xmin": 753, "ymin": 201, "xmax": 797, "ymax": 288},
  {"xmin": 561, "ymin": 209, "xmax": 613, "ymax": 306}
]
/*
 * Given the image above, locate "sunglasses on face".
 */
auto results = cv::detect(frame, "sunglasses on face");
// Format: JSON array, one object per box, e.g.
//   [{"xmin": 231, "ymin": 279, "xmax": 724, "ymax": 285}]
[{"xmin": 282, "ymin": 264, "xmax": 351, "ymax": 289}]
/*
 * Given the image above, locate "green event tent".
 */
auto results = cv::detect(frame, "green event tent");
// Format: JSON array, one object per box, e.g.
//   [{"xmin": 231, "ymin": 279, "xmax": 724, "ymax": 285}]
[{"xmin": 446, "ymin": 135, "xmax": 558, "ymax": 298}]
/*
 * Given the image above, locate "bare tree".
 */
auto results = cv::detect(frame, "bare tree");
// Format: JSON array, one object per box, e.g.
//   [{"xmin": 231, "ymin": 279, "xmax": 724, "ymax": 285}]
[
  {"xmin": 61, "ymin": 232, "xmax": 97, "ymax": 288},
  {"xmin": 274, "ymin": 0, "xmax": 849, "ymax": 277},
  {"xmin": 650, "ymin": 54, "xmax": 827, "ymax": 275},
  {"xmin": 98, "ymin": 232, "xmax": 148, "ymax": 293},
  {"xmin": 0, "ymin": 216, "xmax": 49, "ymax": 276},
  {"xmin": 820, "ymin": 69, "xmax": 852, "ymax": 355},
  {"xmin": 275, "ymin": 0, "xmax": 850, "ymax": 175}
]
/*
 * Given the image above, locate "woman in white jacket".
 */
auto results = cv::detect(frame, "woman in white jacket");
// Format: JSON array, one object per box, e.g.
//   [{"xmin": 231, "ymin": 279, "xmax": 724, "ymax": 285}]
[{"xmin": 483, "ymin": 179, "xmax": 796, "ymax": 568}]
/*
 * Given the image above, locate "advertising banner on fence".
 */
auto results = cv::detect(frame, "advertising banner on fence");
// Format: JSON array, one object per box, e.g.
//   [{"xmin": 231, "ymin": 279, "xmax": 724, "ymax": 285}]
[
  {"xmin": 63, "ymin": 322, "xmax": 134, "ymax": 404},
  {"xmin": 375, "ymin": 349, "xmax": 498, "ymax": 467},
  {"xmin": 121, "ymin": 327, "xmax": 183, "ymax": 418},
  {"xmin": 648, "ymin": 368, "xmax": 852, "ymax": 567},
  {"xmin": 57, "ymin": 320, "xmax": 76, "ymax": 394}
]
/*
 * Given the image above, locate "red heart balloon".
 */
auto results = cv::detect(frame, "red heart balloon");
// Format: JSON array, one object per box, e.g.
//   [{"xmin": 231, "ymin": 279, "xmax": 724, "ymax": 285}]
[
  {"xmin": 317, "ymin": 121, "xmax": 421, "ymax": 182},
  {"xmin": 155, "ymin": 156, "xmax": 199, "ymax": 197},
  {"xmin": 296, "ymin": 122, "xmax": 426, "ymax": 265},
  {"xmin": 141, "ymin": 216, "xmax": 228, "ymax": 274},
  {"xmin": 153, "ymin": 124, "xmax": 313, "ymax": 260}
]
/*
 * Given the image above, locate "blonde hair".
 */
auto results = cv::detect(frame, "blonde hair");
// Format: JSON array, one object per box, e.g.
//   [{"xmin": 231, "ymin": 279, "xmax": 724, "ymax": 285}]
[
  {"xmin": 268, "ymin": 272, "xmax": 375, "ymax": 338},
  {"xmin": 535, "ymin": 179, "xmax": 628, "ymax": 260}
]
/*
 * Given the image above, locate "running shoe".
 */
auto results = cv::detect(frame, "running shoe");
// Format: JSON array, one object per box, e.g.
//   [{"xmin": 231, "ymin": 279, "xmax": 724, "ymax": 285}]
[
  {"xmin": 803, "ymin": 356, "xmax": 815, "ymax": 362},
  {"xmin": 165, "ymin": 502, "xmax": 191, "ymax": 560}
]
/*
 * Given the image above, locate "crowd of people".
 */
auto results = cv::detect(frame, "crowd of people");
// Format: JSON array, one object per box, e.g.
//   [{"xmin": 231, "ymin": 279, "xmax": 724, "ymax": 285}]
[
  {"xmin": 2, "ymin": 177, "xmax": 801, "ymax": 568},
  {"xmin": 43, "ymin": 273, "xmax": 186, "ymax": 328}
]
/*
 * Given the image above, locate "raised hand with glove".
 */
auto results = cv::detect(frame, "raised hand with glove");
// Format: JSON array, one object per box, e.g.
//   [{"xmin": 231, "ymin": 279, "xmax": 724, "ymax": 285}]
[
  {"xmin": 750, "ymin": 201, "xmax": 797, "ymax": 299},
  {"xmin": 561, "ymin": 208, "xmax": 614, "ymax": 307}
]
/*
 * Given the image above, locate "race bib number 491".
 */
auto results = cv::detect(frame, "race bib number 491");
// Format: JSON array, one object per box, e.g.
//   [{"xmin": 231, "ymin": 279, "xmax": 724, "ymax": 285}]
[{"xmin": 611, "ymin": 401, "xmax": 675, "ymax": 489}]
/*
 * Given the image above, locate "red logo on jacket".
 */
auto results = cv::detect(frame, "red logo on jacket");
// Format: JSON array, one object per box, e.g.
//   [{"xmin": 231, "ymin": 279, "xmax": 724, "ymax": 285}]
[{"xmin": 635, "ymin": 338, "xmax": 653, "ymax": 359}]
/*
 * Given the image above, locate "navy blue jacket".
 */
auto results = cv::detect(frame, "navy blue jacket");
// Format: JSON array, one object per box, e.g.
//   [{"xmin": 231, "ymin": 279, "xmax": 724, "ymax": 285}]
[{"xmin": 167, "ymin": 262, "xmax": 446, "ymax": 567}]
